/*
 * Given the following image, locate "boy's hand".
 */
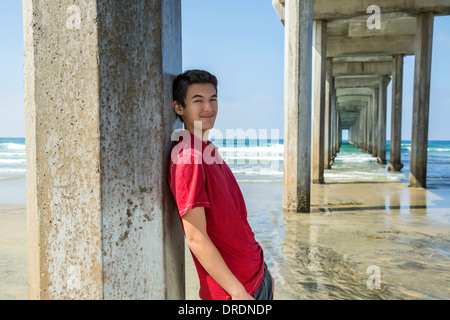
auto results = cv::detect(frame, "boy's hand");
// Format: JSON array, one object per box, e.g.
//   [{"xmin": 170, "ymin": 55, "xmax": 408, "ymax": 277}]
[{"xmin": 231, "ymin": 290, "xmax": 255, "ymax": 300}]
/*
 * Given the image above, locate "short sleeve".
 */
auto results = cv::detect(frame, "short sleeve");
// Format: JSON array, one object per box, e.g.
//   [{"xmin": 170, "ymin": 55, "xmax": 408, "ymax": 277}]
[{"xmin": 169, "ymin": 153, "xmax": 210, "ymax": 217}]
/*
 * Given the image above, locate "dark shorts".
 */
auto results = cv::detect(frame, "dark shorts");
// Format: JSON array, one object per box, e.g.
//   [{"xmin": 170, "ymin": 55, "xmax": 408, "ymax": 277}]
[{"xmin": 253, "ymin": 263, "xmax": 274, "ymax": 300}]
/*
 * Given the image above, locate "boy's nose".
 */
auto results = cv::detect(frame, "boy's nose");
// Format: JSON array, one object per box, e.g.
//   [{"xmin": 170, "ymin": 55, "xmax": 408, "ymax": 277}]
[{"xmin": 204, "ymin": 101, "xmax": 213, "ymax": 111}]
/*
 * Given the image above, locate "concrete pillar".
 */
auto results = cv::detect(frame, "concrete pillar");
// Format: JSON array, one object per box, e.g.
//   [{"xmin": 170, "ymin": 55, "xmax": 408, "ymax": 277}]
[
  {"xmin": 360, "ymin": 111, "xmax": 364, "ymax": 150},
  {"xmin": 365, "ymin": 102, "xmax": 370, "ymax": 153},
  {"xmin": 360, "ymin": 106, "xmax": 365, "ymax": 151},
  {"xmin": 377, "ymin": 75, "xmax": 390, "ymax": 164},
  {"xmin": 338, "ymin": 116, "xmax": 342, "ymax": 148},
  {"xmin": 409, "ymin": 12, "xmax": 434, "ymax": 188},
  {"xmin": 355, "ymin": 114, "xmax": 360, "ymax": 148},
  {"xmin": 348, "ymin": 126, "xmax": 352, "ymax": 144},
  {"xmin": 367, "ymin": 98, "xmax": 373, "ymax": 154},
  {"xmin": 23, "ymin": 0, "xmax": 184, "ymax": 299},
  {"xmin": 311, "ymin": 19, "xmax": 327, "ymax": 184},
  {"xmin": 389, "ymin": 54, "xmax": 405, "ymax": 171},
  {"xmin": 372, "ymin": 86, "xmax": 379, "ymax": 158},
  {"xmin": 324, "ymin": 58, "xmax": 333, "ymax": 169},
  {"xmin": 330, "ymin": 89, "xmax": 337, "ymax": 164},
  {"xmin": 336, "ymin": 108, "xmax": 341, "ymax": 154},
  {"xmin": 283, "ymin": 0, "xmax": 313, "ymax": 212}
]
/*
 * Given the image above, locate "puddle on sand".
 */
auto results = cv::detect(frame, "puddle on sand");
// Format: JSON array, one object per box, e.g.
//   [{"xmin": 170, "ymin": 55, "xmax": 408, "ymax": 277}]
[
  {"xmin": 241, "ymin": 181, "xmax": 450, "ymax": 300},
  {"xmin": 257, "ymin": 207, "xmax": 450, "ymax": 300}
]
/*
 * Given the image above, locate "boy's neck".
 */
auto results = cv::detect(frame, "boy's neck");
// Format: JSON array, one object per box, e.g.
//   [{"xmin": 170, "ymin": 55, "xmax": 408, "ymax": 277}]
[{"xmin": 186, "ymin": 126, "xmax": 209, "ymax": 142}]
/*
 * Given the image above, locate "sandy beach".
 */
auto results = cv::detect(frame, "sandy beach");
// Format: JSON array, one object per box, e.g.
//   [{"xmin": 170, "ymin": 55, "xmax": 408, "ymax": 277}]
[
  {"xmin": 0, "ymin": 204, "xmax": 27, "ymax": 299},
  {"xmin": 1, "ymin": 178, "xmax": 449, "ymax": 300}
]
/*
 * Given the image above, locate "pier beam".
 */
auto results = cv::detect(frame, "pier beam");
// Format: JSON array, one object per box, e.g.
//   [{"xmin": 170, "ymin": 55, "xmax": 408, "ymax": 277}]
[
  {"xmin": 409, "ymin": 12, "xmax": 434, "ymax": 188},
  {"xmin": 23, "ymin": 0, "xmax": 184, "ymax": 299},
  {"xmin": 283, "ymin": 0, "xmax": 313, "ymax": 212},
  {"xmin": 311, "ymin": 19, "xmax": 327, "ymax": 184},
  {"xmin": 377, "ymin": 75, "xmax": 390, "ymax": 165},
  {"xmin": 389, "ymin": 54, "xmax": 405, "ymax": 171}
]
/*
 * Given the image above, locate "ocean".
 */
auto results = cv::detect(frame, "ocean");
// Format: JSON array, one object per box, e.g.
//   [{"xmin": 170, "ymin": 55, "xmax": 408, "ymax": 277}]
[
  {"xmin": 0, "ymin": 138, "xmax": 26, "ymax": 180},
  {"xmin": 1, "ymin": 137, "xmax": 450, "ymax": 186},
  {"xmin": 210, "ymin": 138, "xmax": 450, "ymax": 187}
]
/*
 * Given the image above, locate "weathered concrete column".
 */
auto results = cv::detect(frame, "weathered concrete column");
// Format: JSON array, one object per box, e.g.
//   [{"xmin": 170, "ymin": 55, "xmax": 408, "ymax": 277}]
[
  {"xmin": 283, "ymin": 0, "xmax": 313, "ymax": 212},
  {"xmin": 336, "ymin": 108, "xmax": 341, "ymax": 154},
  {"xmin": 357, "ymin": 115, "xmax": 361, "ymax": 148},
  {"xmin": 361, "ymin": 102, "xmax": 369, "ymax": 152},
  {"xmin": 365, "ymin": 101, "xmax": 371, "ymax": 153},
  {"xmin": 348, "ymin": 127, "xmax": 352, "ymax": 144},
  {"xmin": 367, "ymin": 98, "xmax": 373, "ymax": 154},
  {"xmin": 371, "ymin": 86, "xmax": 379, "ymax": 158},
  {"xmin": 330, "ymin": 89, "xmax": 337, "ymax": 163},
  {"xmin": 338, "ymin": 116, "xmax": 342, "ymax": 149},
  {"xmin": 377, "ymin": 75, "xmax": 390, "ymax": 164},
  {"xmin": 324, "ymin": 58, "xmax": 333, "ymax": 169},
  {"xmin": 409, "ymin": 12, "xmax": 434, "ymax": 188},
  {"xmin": 23, "ymin": 0, "xmax": 184, "ymax": 299},
  {"xmin": 359, "ymin": 108, "xmax": 366, "ymax": 151},
  {"xmin": 311, "ymin": 19, "xmax": 327, "ymax": 184},
  {"xmin": 389, "ymin": 54, "xmax": 405, "ymax": 171},
  {"xmin": 350, "ymin": 116, "xmax": 356, "ymax": 147},
  {"xmin": 362, "ymin": 108, "xmax": 366, "ymax": 150}
]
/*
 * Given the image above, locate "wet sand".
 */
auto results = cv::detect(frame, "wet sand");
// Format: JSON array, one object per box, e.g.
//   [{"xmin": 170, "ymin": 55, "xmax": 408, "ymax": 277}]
[
  {"xmin": 0, "ymin": 205, "xmax": 27, "ymax": 300},
  {"xmin": 1, "ymin": 181, "xmax": 449, "ymax": 299},
  {"xmin": 239, "ymin": 181, "xmax": 450, "ymax": 300}
]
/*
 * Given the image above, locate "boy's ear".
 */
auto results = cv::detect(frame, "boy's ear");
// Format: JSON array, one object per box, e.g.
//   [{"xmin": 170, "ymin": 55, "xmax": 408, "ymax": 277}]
[{"xmin": 173, "ymin": 101, "xmax": 184, "ymax": 116}]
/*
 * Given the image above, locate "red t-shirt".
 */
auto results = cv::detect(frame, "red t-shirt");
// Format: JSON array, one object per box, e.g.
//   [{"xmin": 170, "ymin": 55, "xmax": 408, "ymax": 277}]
[{"xmin": 168, "ymin": 130, "xmax": 264, "ymax": 300}]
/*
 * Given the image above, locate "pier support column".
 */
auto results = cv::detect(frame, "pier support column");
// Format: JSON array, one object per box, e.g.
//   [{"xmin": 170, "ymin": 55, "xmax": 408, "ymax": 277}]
[
  {"xmin": 330, "ymin": 90, "xmax": 337, "ymax": 163},
  {"xmin": 377, "ymin": 75, "xmax": 390, "ymax": 164},
  {"xmin": 362, "ymin": 104, "xmax": 367, "ymax": 152},
  {"xmin": 367, "ymin": 99, "xmax": 373, "ymax": 154},
  {"xmin": 409, "ymin": 12, "xmax": 434, "ymax": 188},
  {"xmin": 337, "ymin": 110, "xmax": 341, "ymax": 153},
  {"xmin": 283, "ymin": 0, "xmax": 313, "ymax": 212},
  {"xmin": 365, "ymin": 101, "xmax": 371, "ymax": 153},
  {"xmin": 23, "ymin": 0, "xmax": 184, "ymax": 299},
  {"xmin": 311, "ymin": 19, "xmax": 327, "ymax": 184},
  {"xmin": 324, "ymin": 58, "xmax": 333, "ymax": 169},
  {"xmin": 372, "ymin": 86, "xmax": 379, "ymax": 158},
  {"xmin": 389, "ymin": 54, "xmax": 405, "ymax": 171},
  {"xmin": 354, "ymin": 114, "xmax": 360, "ymax": 148}
]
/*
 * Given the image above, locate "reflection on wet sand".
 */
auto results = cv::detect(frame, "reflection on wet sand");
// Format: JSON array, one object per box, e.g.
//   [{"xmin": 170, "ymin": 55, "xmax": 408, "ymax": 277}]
[{"xmin": 235, "ymin": 181, "xmax": 450, "ymax": 300}]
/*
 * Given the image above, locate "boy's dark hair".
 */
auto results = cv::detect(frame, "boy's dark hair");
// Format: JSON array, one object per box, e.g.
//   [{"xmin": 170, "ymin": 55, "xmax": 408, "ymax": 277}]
[{"xmin": 172, "ymin": 70, "xmax": 218, "ymax": 123}]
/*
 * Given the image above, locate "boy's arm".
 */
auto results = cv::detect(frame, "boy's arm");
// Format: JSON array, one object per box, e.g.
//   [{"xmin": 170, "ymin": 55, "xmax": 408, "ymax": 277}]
[{"xmin": 182, "ymin": 206, "xmax": 254, "ymax": 300}]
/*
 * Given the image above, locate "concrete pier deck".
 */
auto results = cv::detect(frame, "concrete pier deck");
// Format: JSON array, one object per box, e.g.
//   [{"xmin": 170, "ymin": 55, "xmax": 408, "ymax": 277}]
[{"xmin": 274, "ymin": 0, "xmax": 450, "ymax": 212}]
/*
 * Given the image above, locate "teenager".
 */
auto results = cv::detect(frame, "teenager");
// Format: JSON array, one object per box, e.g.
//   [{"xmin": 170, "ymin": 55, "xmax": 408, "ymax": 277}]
[{"xmin": 168, "ymin": 70, "xmax": 274, "ymax": 300}]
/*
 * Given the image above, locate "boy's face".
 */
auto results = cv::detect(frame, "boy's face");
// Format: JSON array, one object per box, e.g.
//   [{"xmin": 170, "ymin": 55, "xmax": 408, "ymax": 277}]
[{"xmin": 174, "ymin": 83, "xmax": 218, "ymax": 136}]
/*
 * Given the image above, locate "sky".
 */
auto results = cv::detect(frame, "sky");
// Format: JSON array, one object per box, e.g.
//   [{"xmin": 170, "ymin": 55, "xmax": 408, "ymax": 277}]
[{"xmin": 1, "ymin": 0, "xmax": 449, "ymax": 140}]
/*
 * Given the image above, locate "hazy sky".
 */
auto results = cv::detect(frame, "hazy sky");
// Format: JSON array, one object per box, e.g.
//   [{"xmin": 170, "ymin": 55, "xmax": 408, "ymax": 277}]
[{"xmin": 1, "ymin": 1, "xmax": 449, "ymax": 140}]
